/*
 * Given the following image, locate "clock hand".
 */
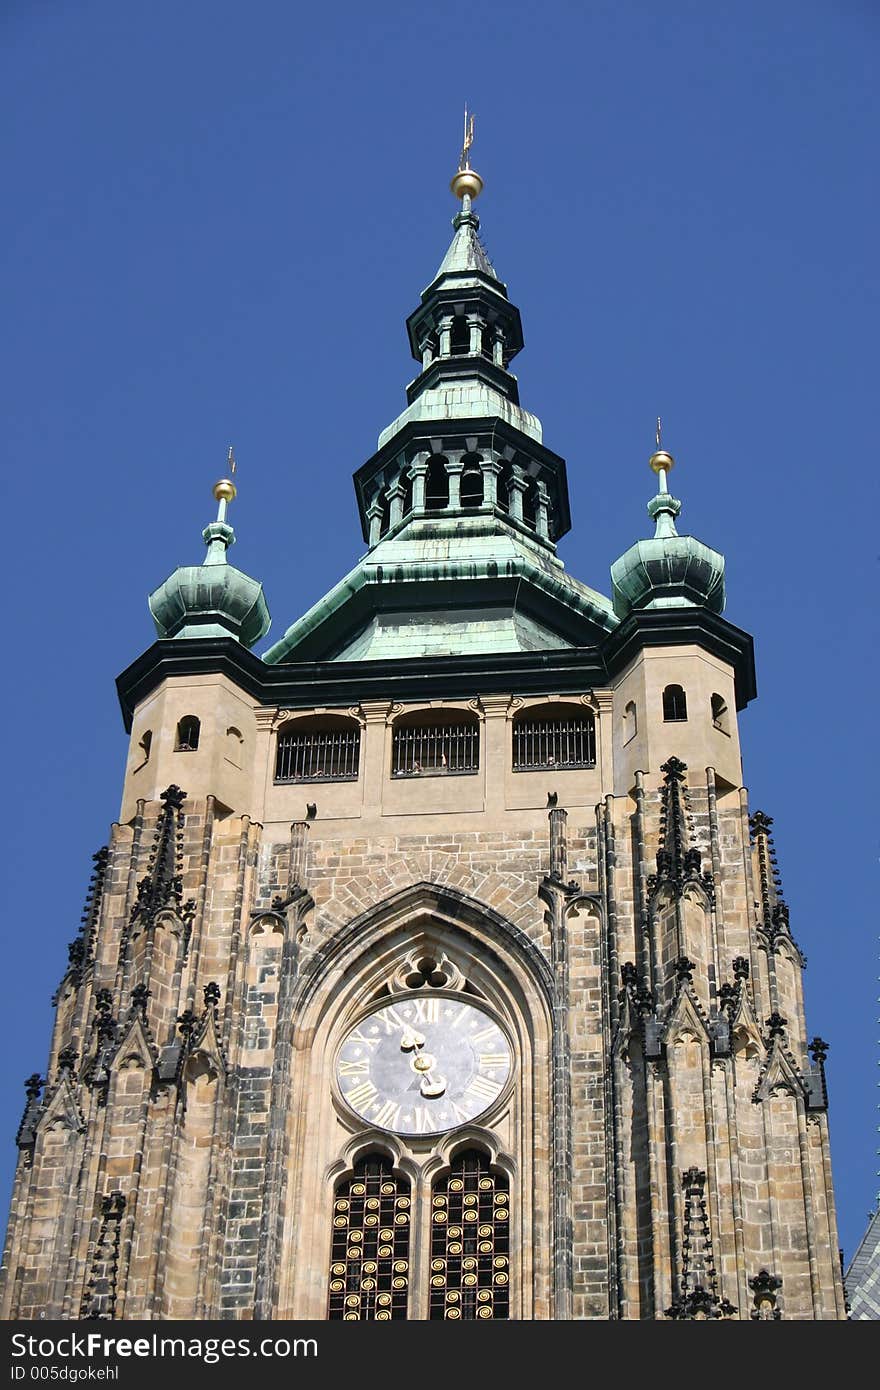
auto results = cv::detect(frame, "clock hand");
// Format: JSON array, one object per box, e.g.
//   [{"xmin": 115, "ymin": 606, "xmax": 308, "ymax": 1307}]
[
  {"xmin": 419, "ymin": 1070, "xmax": 447, "ymax": 1099},
  {"xmin": 409, "ymin": 1048, "xmax": 447, "ymax": 1099},
  {"xmin": 400, "ymin": 1028, "xmax": 426, "ymax": 1052}
]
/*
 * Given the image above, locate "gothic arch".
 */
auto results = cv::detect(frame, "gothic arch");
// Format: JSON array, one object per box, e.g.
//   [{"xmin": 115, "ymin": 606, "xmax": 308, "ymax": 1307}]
[
  {"xmin": 292, "ymin": 880, "xmax": 555, "ymax": 1014},
  {"xmin": 327, "ymin": 1129, "xmax": 420, "ymax": 1187},
  {"xmin": 423, "ymin": 1126, "xmax": 516, "ymax": 1183},
  {"xmin": 273, "ymin": 882, "xmax": 555, "ymax": 1320}
]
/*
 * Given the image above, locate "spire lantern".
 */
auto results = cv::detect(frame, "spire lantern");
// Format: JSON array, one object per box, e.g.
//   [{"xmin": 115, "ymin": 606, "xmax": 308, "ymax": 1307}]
[{"xmin": 397, "ymin": 109, "xmax": 525, "ymax": 436}]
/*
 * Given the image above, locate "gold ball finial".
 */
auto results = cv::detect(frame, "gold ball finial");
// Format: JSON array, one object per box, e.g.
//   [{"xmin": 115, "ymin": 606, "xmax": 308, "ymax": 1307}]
[
  {"xmin": 451, "ymin": 166, "xmax": 484, "ymax": 201},
  {"xmin": 213, "ymin": 478, "xmax": 237, "ymax": 503},
  {"xmin": 649, "ymin": 450, "xmax": 675, "ymax": 474}
]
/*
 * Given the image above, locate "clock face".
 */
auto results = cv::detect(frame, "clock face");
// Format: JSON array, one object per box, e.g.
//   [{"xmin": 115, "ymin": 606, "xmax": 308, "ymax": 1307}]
[{"xmin": 335, "ymin": 994, "xmax": 512, "ymax": 1136}]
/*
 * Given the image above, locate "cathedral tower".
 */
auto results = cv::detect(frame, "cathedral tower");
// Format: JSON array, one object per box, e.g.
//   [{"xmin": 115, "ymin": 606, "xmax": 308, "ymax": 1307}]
[{"xmin": 0, "ymin": 135, "xmax": 845, "ymax": 1321}]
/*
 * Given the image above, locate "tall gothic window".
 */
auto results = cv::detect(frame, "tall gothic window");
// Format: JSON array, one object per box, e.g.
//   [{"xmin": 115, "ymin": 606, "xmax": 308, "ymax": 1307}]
[
  {"xmin": 327, "ymin": 1155, "xmax": 411, "ymax": 1320},
  {"xmin": 429, "ymin": 1151, "xmax": 510, "ymax": 1320}
]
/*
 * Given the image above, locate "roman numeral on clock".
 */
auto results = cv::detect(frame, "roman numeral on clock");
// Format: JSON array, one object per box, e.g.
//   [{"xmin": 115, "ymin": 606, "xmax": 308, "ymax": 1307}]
[
  {"xmin": 375, "ymin": 1006, "xmax": 406, "ymax": 1034},
  {"xmin": 338, "ymin": 1058, "xmax": 371, "ymax": 1076},
  {"xmin": 412, "ymin": 1106, "xmax": 435, "ymax": 1133},
  {"xmin": 412, "ymin": 997, "xmax": 440, "ymax": 1024},
  {"xmin": 472, "ymin": 1024, "xmax": 499, "ymax": 1045},
  {"xmin": 347, "ymin": 1028, "xmax": 380, "ymax": 1051},
  {"xmin": 467, "ymin": 1075, "xmax": 502, "ymax": 1103},
  {"xmin": 345, "ymin": 1080, "xmax": 379, "ymax": 1110},
  {"xmin": 479, "ymin": 1054, "xmax": 508, "ymax": 1070},
  {"xmin": 372, "ymin": 1100, "xmax": 402, "ymax": 1129}
]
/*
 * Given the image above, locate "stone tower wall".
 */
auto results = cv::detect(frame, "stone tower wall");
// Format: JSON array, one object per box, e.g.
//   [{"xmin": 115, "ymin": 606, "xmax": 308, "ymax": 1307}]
[{"xmin": 0, "ymin": 659, "xmax": 846, "ymax": 1320}]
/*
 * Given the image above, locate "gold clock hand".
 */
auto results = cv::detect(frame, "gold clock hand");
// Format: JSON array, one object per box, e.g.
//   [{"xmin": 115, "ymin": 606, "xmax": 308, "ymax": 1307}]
[
  {"xmin": 409, "ymin": 1049, "xmax": 446, "ymax": 1098},
  {"xmin": 400, "ymin": 1028, "xmax": 426, "ymax": 1051},
  {"xmin": 419, "ymin": 1070, "xmax": 447, "ymax": 1099}
]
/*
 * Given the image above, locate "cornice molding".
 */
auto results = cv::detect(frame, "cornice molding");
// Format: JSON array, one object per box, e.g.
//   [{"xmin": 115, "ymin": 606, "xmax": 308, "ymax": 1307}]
[{"xmin": 116, "ymin": 606, "xmax": 756, "ymax": 732}]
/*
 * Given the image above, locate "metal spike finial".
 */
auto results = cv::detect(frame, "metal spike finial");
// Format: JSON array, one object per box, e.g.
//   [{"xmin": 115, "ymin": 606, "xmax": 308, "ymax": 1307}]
[
  {"xmin": 649, "ymin": 414, "xmax": 675, "ymax": 482},
  {"xmin": 460, "ymin": 106, "xmax": 475, "ymax": 171},
  {"xmin": 213, "ymin": 445, "xmax": 238, "ymax": 520},
  {"xmin": 451, "ymin": 106, "xmax": 483, "ymax": 202}
]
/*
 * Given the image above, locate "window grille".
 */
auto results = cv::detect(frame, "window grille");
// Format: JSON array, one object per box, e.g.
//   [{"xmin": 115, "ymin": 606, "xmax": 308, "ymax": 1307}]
[
  {"xmin": 662, "ymin": 685, "xmax": 688, "ymax": 722},
  {"xmin": 327, "ymin": 1156, "xmax": 410, "ymax": 1321},
  {"xmin": 429, "ymin": 1151, "xmax": 510, "ymax": 1321},
  {"xmin": 391, "ymin": 721, "xmax": 479, "ymax": 777},
  {"xmin": 275, "ymin": 725, "xmax": 360, "ymax": 782},
  {"xmin": 512, "ymin": 713, "xmax": 595, "ymax": 770}
]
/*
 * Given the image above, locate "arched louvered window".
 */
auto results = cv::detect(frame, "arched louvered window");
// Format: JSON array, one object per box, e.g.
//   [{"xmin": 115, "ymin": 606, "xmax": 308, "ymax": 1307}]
[
  {"xmin": 175, "ymin": 716, "xmax": 200, "ymax": 751},
  {"xmin": 275, "ymin": 716, "xmax": 361, "ymax": 783},
  {"xmin": 401, "ymin": 470, "xmax": 413, "ymax": 517},
  {"xmin": 425, "ymin": 456, "xmax": 449, "ymax": 511},
  {"xmin": 429, "ymin": 1151, "xmax": 510, "ymax": 1320},
  {"xmin": 512, "ymin": 705, "xmax": 596, "ymax": 771},
  {"xmin": 378, "ymin": 490, "xmax": 391, "ymax": 538},
  {"xmin": 662, "ymin": 684, "xmax": 688, "ymax": 722},
  {"xmin": 327, "ymin": 1155, "xmax": 411, "ymax": 1321},
  {"xmin": 521, "ymin": 479, "xmax": 537, "ymax": 530},
  {"xmin": 497, "ymin": 461, "xmax": 513, "ymax": 514},
  {"xmin": 449, "ymin": 315, "xmax": 469, "ymax": 356},
  {"xmin": 459, "ymin": 456, "xmax": 484, "ymax": 509}
]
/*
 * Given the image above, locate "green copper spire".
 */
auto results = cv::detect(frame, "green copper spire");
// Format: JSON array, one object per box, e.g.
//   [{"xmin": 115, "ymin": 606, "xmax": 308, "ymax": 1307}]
[
  {"xmin": 432, "ymin": 200, "xmax": 497, "ymax": 281},
  {"xmin": 149, "ymin": 449, "xmax": 271, "ymax": 647},
  {"xmin": 610, "ymin": 426, "xmax": 725, "ymax": 618},
  {"xmin": 261, "ymin": 139, "xmax": 618, "ymax": 667}
]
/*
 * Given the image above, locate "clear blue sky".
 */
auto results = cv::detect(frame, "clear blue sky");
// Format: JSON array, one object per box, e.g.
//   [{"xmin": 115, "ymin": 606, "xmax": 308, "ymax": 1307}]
[{"xmin": 1, "ymin": 1, "xmax": 877, "ymax": 1270}]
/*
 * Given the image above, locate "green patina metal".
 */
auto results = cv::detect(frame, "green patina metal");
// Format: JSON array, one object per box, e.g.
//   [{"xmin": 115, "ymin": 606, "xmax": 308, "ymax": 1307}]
[
  {"xmin": 262, "ymin": 515, "xmax": 616, "ymax": 664},
  {"xmin": 149, "ymin": 498, "xmax": 270, "ymax": 648},
  {"xmin": 430, "ymin": 205, "xmax": 498, "ymax": 281},
  {"xmin": 144, "ymin": 189, "xmax": 727, "ymax": 673},
  {"xmin": 610, "ymin": 473, "xmax": 725, "ymax": 619}
]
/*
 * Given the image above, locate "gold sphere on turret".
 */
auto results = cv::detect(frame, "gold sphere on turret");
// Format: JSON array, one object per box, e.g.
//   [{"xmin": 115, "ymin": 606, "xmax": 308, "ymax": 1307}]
[
  {"xmin": 213, "ymin": 478, "xmax": 237, "ymax": 503},
  {"xmin": 450, "ymin": 167, "xmax": 484, "ymax": 201},
  {"xmin": 649, "ymin": 450, "xmax": 675, "ymax": 474}
]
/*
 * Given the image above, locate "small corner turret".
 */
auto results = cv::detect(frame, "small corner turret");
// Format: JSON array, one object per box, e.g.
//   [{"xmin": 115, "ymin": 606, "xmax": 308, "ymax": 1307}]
[
  {"xmin": 610, "ymin": 422, "xmax": 725, "ymax": 619},
  {"xmin": 148, "ymin": 449, "xmax": 271, "ymax": 648}
]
